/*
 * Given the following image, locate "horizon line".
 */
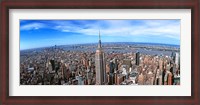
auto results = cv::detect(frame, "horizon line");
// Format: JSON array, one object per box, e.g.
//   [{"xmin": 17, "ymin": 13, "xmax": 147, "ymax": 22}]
[{"xmin": 20, "ymin": 41, "xmax": 180, "ymax": 51}]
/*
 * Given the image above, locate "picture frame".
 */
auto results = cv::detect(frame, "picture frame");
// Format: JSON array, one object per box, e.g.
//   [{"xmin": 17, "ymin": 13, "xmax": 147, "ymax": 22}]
[{"xmin": 0, "ymin": 0, "xmax": 199, "ymax": 105}]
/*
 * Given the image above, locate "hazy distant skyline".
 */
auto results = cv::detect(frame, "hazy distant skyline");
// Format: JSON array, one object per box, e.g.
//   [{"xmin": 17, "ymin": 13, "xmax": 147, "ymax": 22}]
[{"xmin": 20, "ymin": 20, "xmax": 180, "ymax": 50}]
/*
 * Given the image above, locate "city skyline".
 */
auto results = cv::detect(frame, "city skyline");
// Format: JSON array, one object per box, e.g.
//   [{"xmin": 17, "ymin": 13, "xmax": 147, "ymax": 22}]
[
  {"xmin": 20, "ymin": 20, "xmax": 180, "ymax": 50},
  {"xmin": 20, "ymin": 30, "xmax": 180, "ymax": 85}
]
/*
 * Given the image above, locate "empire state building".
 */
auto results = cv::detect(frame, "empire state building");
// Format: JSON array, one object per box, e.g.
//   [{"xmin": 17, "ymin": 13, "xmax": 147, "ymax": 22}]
[{"xmin": 95, "ymin": 31, "xmax": 107, "ymax": 85}]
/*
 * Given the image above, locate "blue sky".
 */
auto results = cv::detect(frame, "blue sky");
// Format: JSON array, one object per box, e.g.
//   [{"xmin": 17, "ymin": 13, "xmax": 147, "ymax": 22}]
[{"xmin": 20, "ymin": 20, "xmax": 180, "ymax": 50}]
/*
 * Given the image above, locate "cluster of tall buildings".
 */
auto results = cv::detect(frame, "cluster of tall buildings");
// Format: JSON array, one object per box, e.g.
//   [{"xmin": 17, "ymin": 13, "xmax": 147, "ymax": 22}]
[
  {"xmin": 94, "ymin": 31, "xmax": 180, "ymax": 85},
  {"xmin": 20, "ymin": 31, "xmax": 180, "ymax": 85}
]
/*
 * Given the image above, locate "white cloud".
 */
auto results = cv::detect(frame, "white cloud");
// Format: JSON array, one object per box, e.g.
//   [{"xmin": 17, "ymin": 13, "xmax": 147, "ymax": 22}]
[
  {"xmin": 20, "ymin": 20, "xmax": 180, "ymax": 40},
  {"xmin": 21, "ymin": 23, "xmax": 46, "ymax": 30},
  {"xmin": 55, "ymin": 20, "xmax": 179, "ymax": 39}
]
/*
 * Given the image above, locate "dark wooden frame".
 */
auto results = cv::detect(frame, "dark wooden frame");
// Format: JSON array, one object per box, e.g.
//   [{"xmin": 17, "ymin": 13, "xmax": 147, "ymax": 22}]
[{"xmin": 0, "ymin": 0, "xmax": 199, "ymax": 105}]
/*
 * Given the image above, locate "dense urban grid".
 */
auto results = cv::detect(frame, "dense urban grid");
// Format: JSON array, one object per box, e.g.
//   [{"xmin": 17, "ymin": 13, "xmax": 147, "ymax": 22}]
[{"xmin": 20, "ymin": 32, "xmax": 180, "ymax": 85}]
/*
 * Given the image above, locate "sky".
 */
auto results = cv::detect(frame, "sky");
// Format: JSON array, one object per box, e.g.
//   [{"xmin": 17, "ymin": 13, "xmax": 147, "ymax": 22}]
[{"xmin": 20, "ymin": 20, "xmax": 180, "ymax": 50}]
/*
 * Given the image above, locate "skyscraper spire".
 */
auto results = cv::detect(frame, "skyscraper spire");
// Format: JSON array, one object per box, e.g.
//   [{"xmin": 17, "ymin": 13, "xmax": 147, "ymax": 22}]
[
  {"xmin": 99, "ymin": 30, "xmax": 101, "ymax": 41},
  {"xmin": 98, "ymin": 30, "xmax": 101, "ymax": 48}
]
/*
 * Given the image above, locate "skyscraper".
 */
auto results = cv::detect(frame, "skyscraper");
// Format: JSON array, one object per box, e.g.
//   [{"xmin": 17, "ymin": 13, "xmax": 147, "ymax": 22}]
[
  {"xmin": 109, "ymin": 60, "xmax": 114, "ymax": 74},
  {"xmin": 95, "ymin": 30, "xmax": 107, "ymax": 85},
  {"xmin": 136, "ymin": 52, "xmax": 140, "ymax": 65},
  {"xmin": 113, "ymin": 58, "xmax": 118, "ymax": 71},
  {"xmin": 175, "ymin": 52, "xmax": 180, "ymax": 67}
]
